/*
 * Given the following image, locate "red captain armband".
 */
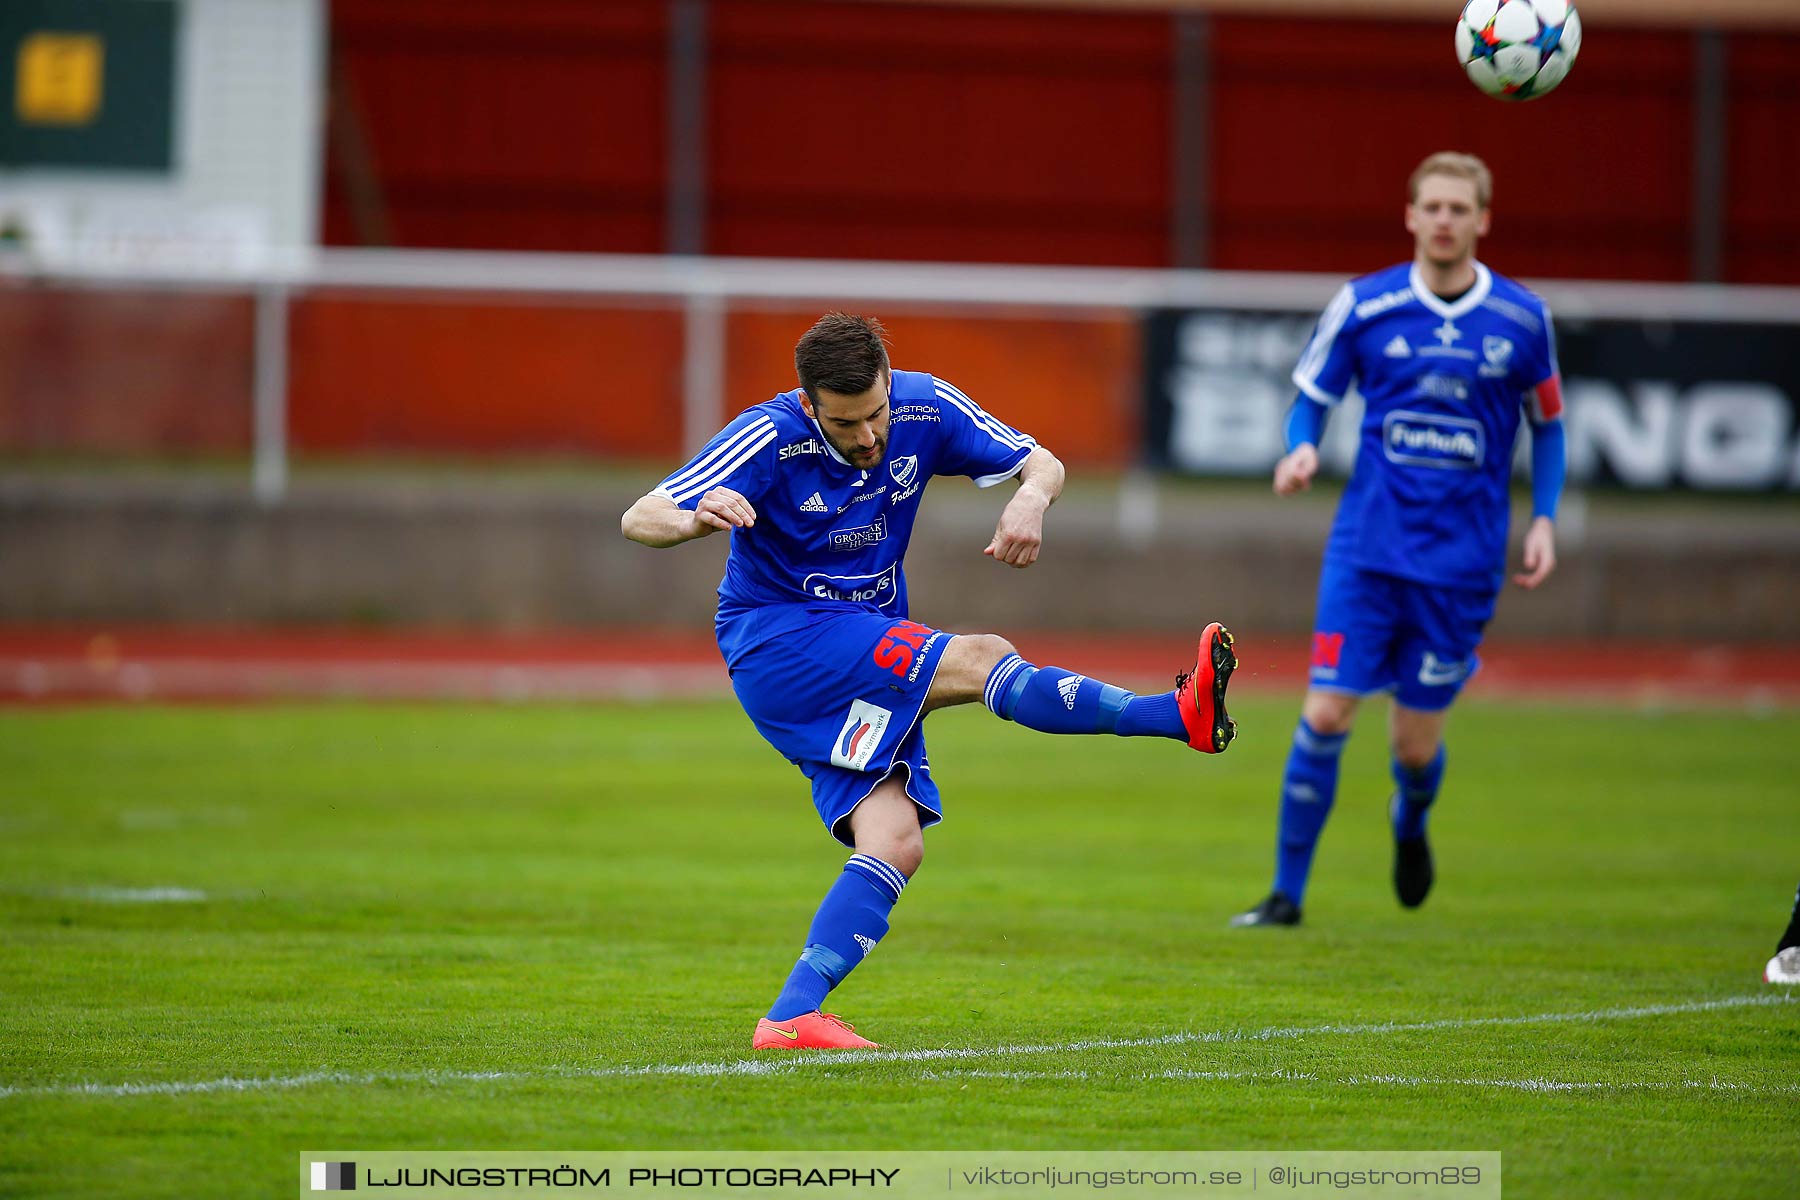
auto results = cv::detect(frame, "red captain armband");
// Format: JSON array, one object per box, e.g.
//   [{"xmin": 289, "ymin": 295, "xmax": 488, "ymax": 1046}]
[{"xmin": 1527, "ymin": 374, "xmax": 1564, "ymax": 424}]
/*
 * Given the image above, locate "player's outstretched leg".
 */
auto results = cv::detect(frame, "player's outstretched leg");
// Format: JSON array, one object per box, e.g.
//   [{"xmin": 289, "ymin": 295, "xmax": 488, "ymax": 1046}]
[
  {"xmin": 753, "ymin": 779, "xmax": 919, "ymax": 1050},
  {"xmin": 934, "ymin": 624, "xmax": 1237, "ymax": 753},
  {"xmin": 1767, "ymin": 883, "xmax": 1800, "ymax": 984}
]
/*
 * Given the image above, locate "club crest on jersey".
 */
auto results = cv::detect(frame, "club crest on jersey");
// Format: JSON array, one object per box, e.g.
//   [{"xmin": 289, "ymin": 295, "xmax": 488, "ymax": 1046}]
[
  {"xmin": 1382, "ymin": 410, "xmax": 1484, "ymax": 470},
  {"xmin": 829, "ymin": 513, "xmax": 887, "ymax": 553},
  {"xmin": 888, "ymin": 455, "xmax": 919, "ymax": 489},
  {"xmin": 831, "ymin": 699, "xmax": 892, "ymax": 771},
  {"xmin": 1480, "ymin": 336, "xmax": 1515, "ymax": 378}
]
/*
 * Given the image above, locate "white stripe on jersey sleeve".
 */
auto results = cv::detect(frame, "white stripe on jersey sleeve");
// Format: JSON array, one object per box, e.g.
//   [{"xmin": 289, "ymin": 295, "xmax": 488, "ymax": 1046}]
[
  {"xmin": 657, "ymin": 416, "xmax": 777, "ymax": 502},
  {"xmin": 933, "ymin": 381, "xmax": 1035, "ymax": 451},
  {"xmin": 663, "ymin": 420, "xmax": 778, "ymax": 503},
  {"xmin": 1291, "ymin": 283, "xmax": 1356, "ymax": 406}
]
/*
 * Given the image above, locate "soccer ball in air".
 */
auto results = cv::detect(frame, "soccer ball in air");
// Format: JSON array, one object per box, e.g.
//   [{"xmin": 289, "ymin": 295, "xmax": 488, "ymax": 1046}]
[{"xmin": 1456, "ymin": 0, "xmax": 1582, "ymax": 101}]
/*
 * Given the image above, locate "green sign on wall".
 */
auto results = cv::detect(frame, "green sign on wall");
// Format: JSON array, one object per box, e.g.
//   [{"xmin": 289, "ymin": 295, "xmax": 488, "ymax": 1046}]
[{"xmin": 0, "ymin": 0, "xmax": 177, "ymax": 172}]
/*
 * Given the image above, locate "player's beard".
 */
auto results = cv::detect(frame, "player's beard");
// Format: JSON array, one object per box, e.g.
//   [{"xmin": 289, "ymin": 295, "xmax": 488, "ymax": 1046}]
[{"xmin": 842, "ymin": 434, "xmax": 886, "ymax": 470}]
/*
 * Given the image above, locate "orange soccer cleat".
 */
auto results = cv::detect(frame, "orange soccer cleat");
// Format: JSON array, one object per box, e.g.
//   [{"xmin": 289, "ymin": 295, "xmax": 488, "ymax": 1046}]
[
  {"xmin": 752, "ymin": 1012, "xmax": 881, "ymax": 1050},
  {"xmin": 1175, "ymin": 622, "xmax": 1238, "ymax": 753}
]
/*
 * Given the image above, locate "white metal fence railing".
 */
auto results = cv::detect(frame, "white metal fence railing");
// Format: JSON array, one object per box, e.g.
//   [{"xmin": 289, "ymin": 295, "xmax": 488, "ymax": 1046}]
[{"xmin": 4, "ymin": 246, "xmax": 1799, "ymax": 503}]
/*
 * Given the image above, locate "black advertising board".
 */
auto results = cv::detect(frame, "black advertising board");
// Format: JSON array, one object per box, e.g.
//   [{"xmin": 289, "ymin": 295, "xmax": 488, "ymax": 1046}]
[{"xmin": 1143, "ymin": 306, "xmax": 1800, "ymax": 491}]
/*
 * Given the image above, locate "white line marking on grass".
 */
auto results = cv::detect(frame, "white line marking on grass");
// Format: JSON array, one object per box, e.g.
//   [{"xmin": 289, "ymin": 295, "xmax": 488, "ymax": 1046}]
[
  {"xmin": 918, "ymin": 1070, "xmax": 1091, "ymax": 1081},
  {"xmin": 0, "ymin": 1063, "xmax": 791, "ymax": 1099},
  {"xmin": 61, "ymin": 887, "xmax": 208, "ymax": 903},
  {"xmin": 3, "ymin": 993, "xmax": 1790, "ymax": 1100},
  {"xmin": 1154, "ymin": 1069, "xmax": 1800, "ymax": 1097},
  {"xmin": 801, "ymin": 991, "xmax": 1796, "ymax": 1066}
]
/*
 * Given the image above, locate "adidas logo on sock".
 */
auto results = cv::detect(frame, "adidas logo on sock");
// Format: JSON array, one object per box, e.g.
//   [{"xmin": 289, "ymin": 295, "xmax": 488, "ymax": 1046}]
[
  {"xmin": 800, "ymin": 492, "xmax": 827, "ymax": 513},
  {"xmin": 853, "ymin": 934, "xmax": 877, "ymax": 958},
  {"xmin": 1057, "ymin": 674, "xmax": 1084, "ymax": 710},
  {"xmin": 1383, "ymin": 335, "xmax": 1412, "ymax": 358}
]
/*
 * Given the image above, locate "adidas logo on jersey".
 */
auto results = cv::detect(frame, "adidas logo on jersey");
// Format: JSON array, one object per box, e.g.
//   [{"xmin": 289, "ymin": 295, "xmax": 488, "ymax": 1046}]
[
  {"xmin": 854, "ymin": 933, "xmax": 877, "ymax": 958},
  {"xmin": 1057, "ymin": 674, "xmax": 1084, "ymax": 710},
  {"xmin": 1383, "ymin": 335, "xmax": 1412, "ymax": 358},
  {"xmin": 799, "ymin": 492, "xmax": 827, "ymax": 513}
]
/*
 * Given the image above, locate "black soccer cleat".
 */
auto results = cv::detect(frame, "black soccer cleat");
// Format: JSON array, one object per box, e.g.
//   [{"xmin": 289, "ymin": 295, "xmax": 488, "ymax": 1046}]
[
  {"xmin": 1229, "ymin": 891, "xmax": 1302, "ymax": 928},
  {"xmin": 1393, "ymin": 828, "xmax": 1435, "ymax": 910}
]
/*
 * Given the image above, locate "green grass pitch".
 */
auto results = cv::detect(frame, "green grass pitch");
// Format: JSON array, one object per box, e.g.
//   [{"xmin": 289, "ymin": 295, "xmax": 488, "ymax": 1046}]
[{"xmin": 2, "ymin": 697, "xmax": 1796, "ymax": 1198}]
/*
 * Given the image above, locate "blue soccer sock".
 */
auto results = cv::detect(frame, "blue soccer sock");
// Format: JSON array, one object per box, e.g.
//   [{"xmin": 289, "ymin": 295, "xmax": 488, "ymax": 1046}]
[
  {"xmin": 1391, "ymin": 745, "xmax": 1447, "ymax": 842},
  {"xmin": 983, "ymin": 654, "xmax": 1187, "ymax": 741},
  {"xmin": 766, "ymin": 853, "xmax": 908, "ymax": 1022},
  {"xmin": 1272, "ymin": 718, "xmax": 1350, "ymax": 906}
]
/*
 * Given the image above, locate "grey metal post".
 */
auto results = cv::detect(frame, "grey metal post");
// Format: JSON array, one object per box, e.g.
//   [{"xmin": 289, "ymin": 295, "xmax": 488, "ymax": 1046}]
[
  {"xmin": 1691, "ymin": 28, "xmax": 1727, "ymax": 283},
  {"xmin": 1171, "ymin": 10, "xmax": 1211, "ymax": 270},
  {"xmin": 667, "ymin": 0, "xmax": 709, "ymax": 256},
  {"xmin": 252, "ymin": 285, "xmax": 290, "ymax": 505},
  {"xmin": 682, "ymin": 290, "xmax": 726, "ymax": 455}
]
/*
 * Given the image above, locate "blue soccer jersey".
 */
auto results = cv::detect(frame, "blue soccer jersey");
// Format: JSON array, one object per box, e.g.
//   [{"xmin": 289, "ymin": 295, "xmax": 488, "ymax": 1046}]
[
  {"xmin": 653, "ymin": 369, "xmax": 1036, "ymax": 665},
  {"xmin": 1292, "ymin": 261, "xmax": 1563, "ymax": 593}
]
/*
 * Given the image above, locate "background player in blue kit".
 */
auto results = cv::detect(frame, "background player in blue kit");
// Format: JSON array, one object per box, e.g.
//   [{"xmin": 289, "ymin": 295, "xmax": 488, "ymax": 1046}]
[
  {"xmin": 622, "ymin": 313, "xmax": 1239, "ymax": 1048},
  {"xmin": 1233, "ymin": 152, "xmax": 1567, "ymax": 928}
]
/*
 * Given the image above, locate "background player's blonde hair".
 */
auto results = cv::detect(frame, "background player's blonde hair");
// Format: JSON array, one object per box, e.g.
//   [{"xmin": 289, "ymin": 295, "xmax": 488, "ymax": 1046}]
[{"xmin": 1409, "ymin": 151, "xmax": 1493, "ymax": 209}]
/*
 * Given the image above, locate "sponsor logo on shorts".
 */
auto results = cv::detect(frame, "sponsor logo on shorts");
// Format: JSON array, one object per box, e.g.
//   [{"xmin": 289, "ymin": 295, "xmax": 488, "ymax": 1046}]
[
  {"xmin": 1382, "ymin": 409, "xmax": 1485, "ymax": 470},
  {"xmin": 831, "ymin": 698, "xmax": 893, "ymax": 770},
  {"xmin": 829, "ymin": 513, "xmax": 888, "ymax": 553},
  {"xmin": 1311, "ymin": 632, "xmax": 1345, "ymax": 670},
  {"xmin": 872, "ymin": 620, "xmax": 934, "ymax": 678},
  {"xmin": 804, "ymin": 563, "xmax": 900, "ymax": 609},
  {"xmin": 1417, "ymin": 652, "xmax": 1472, "ymax": 687}
]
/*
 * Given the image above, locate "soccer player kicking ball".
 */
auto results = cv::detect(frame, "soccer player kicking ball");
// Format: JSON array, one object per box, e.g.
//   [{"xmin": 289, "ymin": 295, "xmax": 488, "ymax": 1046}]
[
  {"xmin": 623, "ymin": 313, "xmax": 1237, "ymax": 1048},
  {"xmin": 1232, "ymin": 152, "xmax": 1566, "ymax": 928}
]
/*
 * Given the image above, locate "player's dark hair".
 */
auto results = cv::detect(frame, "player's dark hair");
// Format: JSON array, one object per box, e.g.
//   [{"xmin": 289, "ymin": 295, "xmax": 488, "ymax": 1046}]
[{"xmin": 795, "ymin": 313, "xmax": 890, "ymax": 400}]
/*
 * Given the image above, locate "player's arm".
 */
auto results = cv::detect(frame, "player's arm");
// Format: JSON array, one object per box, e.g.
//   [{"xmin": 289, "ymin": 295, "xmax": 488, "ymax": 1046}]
[
  {"xmin": 621, "ymin": 408, "xmax": 776, "ymax": 549},
  {"xmin": 1274, "ymin": 396, "xmax": 1329, "ymax": 495},
  {"xmin": 985, "ymin": 446, "xmax": 1064, "ymax": 568},
  {"xmin": 1514, "ymin": 374, "xmax": 1566, "ymax": 589},
  {"xmin": 1278, "ymin": 283, "xmax": 1358, "ymax": 496},
  {"xmin": 621, "ymin": 488, "xmax": 756, "ymax": 548}
]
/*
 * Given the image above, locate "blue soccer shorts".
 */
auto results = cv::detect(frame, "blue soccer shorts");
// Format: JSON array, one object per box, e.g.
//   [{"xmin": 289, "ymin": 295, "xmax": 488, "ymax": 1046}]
[
  {"xmin": 726, "ymin": 606, "xmax": 954, "ymax": 846},
  {"xmin": 1306, "ymin": 560, "xmax": 1498, "ymax": 712}
]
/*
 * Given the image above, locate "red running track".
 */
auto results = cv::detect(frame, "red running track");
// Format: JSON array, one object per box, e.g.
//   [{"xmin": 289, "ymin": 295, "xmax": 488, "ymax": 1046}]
[{"xmin": 1, "ymin": 626, "xmax": 1797, "ymax": 709}]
